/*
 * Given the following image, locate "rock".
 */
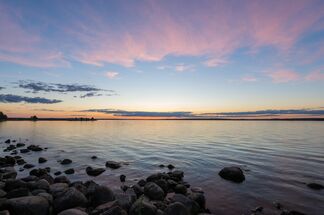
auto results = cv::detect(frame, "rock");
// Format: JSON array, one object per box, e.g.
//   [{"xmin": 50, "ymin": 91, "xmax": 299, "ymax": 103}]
[
  {"xmin": 218, "ymin": 166, "xmax": 245, "ymax": 183},
  {"xmin": 165, "ymin": 202, "xmax": 189, "ymax": 215},
  {"xmin": 90, "ymin": 185, "xmax": 115, "ymax": 207},
  {"xmin": 6, "ymin": 196, "xmax": 49, "ymax": 215},
  {"xmin": 85, "ymin": 166, "xmax": 105, "ymax": 176},
  {"xmin": 5, "ymin": 139, "xmax": 10, "ymax": 144},
  {"xmin": 54, "ymin": 176, "xmax": 70, "ymax": 184},
  {"xmin": 159, "ymin": 164, "xmax": 165, "ymax": 168},
  {"xmin": 191, "ymin": 187, "xmax": 204, "ymax": 193},
  {"xmin": 16, "ymin": 143, "xmax": 25, "ymax": 148},
  {"xmin": 64, "ymin": 168, "xmax": 75, "ymax": 175},
  {"xmin": 5, "ymin": 179, "xmax": 27, "ymax": 191},
  {"xmin": 169, "ymin": 171, "xmax": 184, "ymax": 181},
  {"xmin": 168, "ymin": 194, "xmax": 200, "ymax": 215},
  {"xmin": 281, "ymin": 210, "xmax": 307, "ymax": 215},
  {"xmin": 31, "ymin": 179, "xmax": 50, "ymax": 190},
  {"xmin": 16, "ymin": 159, "xmax": 26, "ymax": 165},
  {"xmin": 23, "ymin": 164, "xmax": 35, "ymax": 169},
  {"xmin": 21, "ymin": 176, "xmax": 38, "ymax": 182},
  {"xmin": 174, "ymin": 184, "xmax": 187, "ymax": 195},
  {"xmin": 0, "ymin": 167, "xmax": 17, "ymax": 179},
  {"xmin": 138, "ymin": 179, "xmax": 146, "ymax": 187},
  {"xmin": 54, "ymin": 171, "xmax": 62, "ymax": 176},
  {"xmin": 20, "ymin": 149, "xmax": 30, "ymax": 154},
  {"xmin": 31, "ymin": 189, "xmax": 46, "ymax": 195},
  {"xmin": 92, "ymin": 200, "xmax": 127, "ymax": 215},
  {"xmin": 60, "ymin": 159, "xmax": 72, "ymax": 165},
  {"xmin": 132, "ymin": 184, "xmax": 144, "ymax": 197},
  {"xmin": 37, "ymin": 193, "xmax": 53, "ymax": 205},
  {"xmin": 49, "ymin": 183, "xmax": 69, "ymax": 197},
  {"xmin": 57, "ymin": 208, "xmax": 88, "ymax": 215},
  {"xmin": 53, "ymin": 187, "xmax": 87, "ymax": 213},
  {"xmin": 27, "ymin": 145, "xmax": 43, "ymax": 152},
  {"xmin": 0, "ymin": 189, "xmax": 7, "ymax": 198},
  {"xmin": 29, "ymin": 168, "xmax": 48, "ymax": 177},
  {"xmin": 273, "ymin": 202, "xmax": 282, "ymax": 210},
  {"xmin": 105, "ymin": 161, "xmax": 121, "ymax": 169},
  {"xmin": 38, "ymin": 157, "xmax": 47, "ymax": 164},
  {"xmin": 120, "ymin": 174, "xmax": 126, "ymax": 182},
  {"xmin": 91, "ymin": 156, "xmax": 97, "ymax": 159},
  {"xmin": 6, "ymin": 188, "xmax": 30, "ymax": 198},
  {"xmin": 167, "ymin": 164, "xmax": 175, "ymax": 170},
  {"xmin": 252, "ymin": 206, "xmax": 263, "ymax": 213},
  {"xmin": 129, "ymin": 196, "xmax": 157, "ymax": 215},
  {"xmin": 144, "ymin": 182, "xmax": 165, "ymax": 201},
  {"xmin": 0, "ymin": 210, "xmax": 9, "ymax": 215},
  {"xmin": 307, "ymin": 183, "xmax": 324, "ymax": 190},
  {"xmin": 189, "ymin": 192, "xmax": 205, "ymax": 209}
]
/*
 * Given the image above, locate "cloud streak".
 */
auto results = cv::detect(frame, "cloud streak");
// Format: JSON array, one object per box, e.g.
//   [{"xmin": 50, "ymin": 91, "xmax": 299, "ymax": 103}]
[
  {"xmin": 17, "ymin": 80, "xmax": 114, "ymax": 94},
  {"xmin": 0, "ymin": 94, "xmax": 62, "ymax": 104}
]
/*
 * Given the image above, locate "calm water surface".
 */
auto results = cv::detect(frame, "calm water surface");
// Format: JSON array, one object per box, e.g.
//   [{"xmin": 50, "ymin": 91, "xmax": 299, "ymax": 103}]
[{"xmin": 0, "ymin": 120, "xmax": 323, "ymax": 215}]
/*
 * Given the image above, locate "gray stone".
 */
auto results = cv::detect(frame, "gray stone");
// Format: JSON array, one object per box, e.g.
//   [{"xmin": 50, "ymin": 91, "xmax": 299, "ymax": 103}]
[
  {"xmin": 57, "ymin": 208, "xmax": 87, "ymax": 215},
  {"xmin": 218, "ymin": 166, "xmax": 245, "ymax": 183},
  {"xmin": 6, "ymin": 196, "xmax": 49, "ymax": 215},
  {"xmin": 144, "ymin": 182, "xmax": 165, "ymax": 201},
  {"xmin": 165, "ymin": 202, "xmax": 189, "ymax": 215},
  {"xmin": 53, "ymin": 187, "xmax": 87, "ymax": 213},
  {"xmin": 90, "ymin": 185, "xmax": 115, "ymax": 207},
  {"xmin": 129, "ymin": 196, "xmax": 157, "ymax": 215}
]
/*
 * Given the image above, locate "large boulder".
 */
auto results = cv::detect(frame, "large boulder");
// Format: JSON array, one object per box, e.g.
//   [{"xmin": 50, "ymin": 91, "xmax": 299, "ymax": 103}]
[
  {"xmin": 92, "ymin": 200, "xmax": 127, "ymax": 215},
  {"xmin": 53, "ymin": 187, "xmax": 87, "ymax": 213},
  {"xmin": 165, "ymin": 202, "xmax": 189, "ymax": 215},
  {"xmin": 6, "ymin": 196, "xmax": 49, "ymax": 215},
  {"xmin": 307, "ymin": 183, "xmax": 324, "ymax": 190},
  {"xmin": 89, "ymin": 185, "xmax": 115, "ymax": 207},
  {"xmin": 57, "ymin": 208, "xmax": 88, "ymax": 215},
  {"xmin": 144, "ymin": 182, "xmax": 165, "ymax": 201},
  {"xmin": 49, "ymin": 183, "xmax": 69, "ymax": 197},
  {"xmin": 169, "ymin": 194, "xmax": 200, "ymax": 215},
  {"xmin": 218, "ymin": 166, "xmax": 245, "ymax": 183},
  {"xmin": 129, "ymin": 196, "xmax": 157, "ymax": 215}
]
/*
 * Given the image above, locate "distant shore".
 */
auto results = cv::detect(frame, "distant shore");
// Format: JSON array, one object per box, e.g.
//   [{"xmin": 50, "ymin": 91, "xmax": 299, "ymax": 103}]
[{"xmin": 2, "ymin": 117, "xmax": 324, "ymax": 121}]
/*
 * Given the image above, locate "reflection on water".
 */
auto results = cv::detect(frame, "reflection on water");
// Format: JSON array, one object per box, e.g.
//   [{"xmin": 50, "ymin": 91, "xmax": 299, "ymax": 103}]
[{"xmin": 0, "ymin": 120, "xmax": 323, "ymax": 214}]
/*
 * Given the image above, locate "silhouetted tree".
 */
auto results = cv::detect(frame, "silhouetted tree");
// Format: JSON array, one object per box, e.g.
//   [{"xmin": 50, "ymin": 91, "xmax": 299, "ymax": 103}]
[
  {"xmin": 0, "ymin": 112, "xmax": 7, "ymax": 121},
  {"xmin": 30, "ymin": 115, "xmax": 38, "ymax": 121}
]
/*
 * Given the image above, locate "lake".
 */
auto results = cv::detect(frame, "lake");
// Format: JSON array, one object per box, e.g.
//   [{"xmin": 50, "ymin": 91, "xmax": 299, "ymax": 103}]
[{"xmin": 0, "ymin": 120, "xmax": 323, "ymax": 215}]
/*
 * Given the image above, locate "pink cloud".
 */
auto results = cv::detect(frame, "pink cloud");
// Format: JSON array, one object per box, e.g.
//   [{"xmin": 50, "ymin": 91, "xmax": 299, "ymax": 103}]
[
  {"xmin": 305, "ymin": 70, "xmax": 324, "ymax": 81},
  {"xmin": 105, "ymin": 71, "xmax": 119, "ymax": 79},
  {"xmin": 267, "ymin": 70, "xmax": 301, "ymax": 83},
  {"xmin": 242, "ymin": 75, "xmax": 257, "ymax": 82}
]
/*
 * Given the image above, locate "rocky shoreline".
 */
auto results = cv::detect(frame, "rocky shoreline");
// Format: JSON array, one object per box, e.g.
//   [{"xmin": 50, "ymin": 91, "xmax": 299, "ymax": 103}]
[{"xmin": 0, "ymin": 138, "xmax": 320, "ymax": 215}]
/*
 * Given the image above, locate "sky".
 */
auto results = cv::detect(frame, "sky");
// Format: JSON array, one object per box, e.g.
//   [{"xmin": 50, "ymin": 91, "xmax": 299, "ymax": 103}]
[{"xmin": 0, "ymin": 0, "xmax": 323, "ymax": 119}]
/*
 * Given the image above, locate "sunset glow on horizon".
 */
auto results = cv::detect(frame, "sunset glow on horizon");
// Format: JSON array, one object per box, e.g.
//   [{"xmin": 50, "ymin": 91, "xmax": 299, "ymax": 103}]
[{"xmin": 0, "ymin": 0, "xmax": 323, "ymax": 119}]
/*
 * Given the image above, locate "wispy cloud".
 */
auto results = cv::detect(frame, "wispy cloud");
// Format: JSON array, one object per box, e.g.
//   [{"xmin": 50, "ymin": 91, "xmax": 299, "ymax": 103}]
[
  {"xmin": 305, "ymin": 70, "xmax": 324, "ymax": 81},
  {"xmin": 242, "ymin": 75, "xmax": 257, "ymax": 82},
  {"xmin": 105, "ymin": 71, "xmax": 119, "ymax": 79},
  {"xmin": 0, "ymin": 94, "xmax": 62, "ymax": 104},
  {"xmin": 175, "ymin": 64, "xmax": 195, "ymax": 72},
  {"xmin": 80, "ymin": 92, "xmax": 102, "ymax": 98},
  {"xmin": 267, "ymin": 70, "xmax": 301, "ymax": 83},
  {"xmin": 203, "ymin": 58, "xmax": 228, "ymax": 67},
  {"xmin": 81, "ymin": 109, "xmax": 193, "ymax": 117}
]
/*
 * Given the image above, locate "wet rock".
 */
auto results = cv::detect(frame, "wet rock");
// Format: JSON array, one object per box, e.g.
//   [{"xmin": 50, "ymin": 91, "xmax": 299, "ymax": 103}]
[
  {"xmin": 29, "ymin": 168, "xmax": 48, "ymax": 177},
  {"xmin": 38, "ymin": 157, "xmax": 47, "ymax": 164},
  {"xmin": 90, "ymin": 185, "xmax": 115, "ymax": 207},
  {"xmin": 281, "ymin": 210, "xmax": 307, "ymax": 215},
  {"xmin": 106, "ymin": 161, "xmax": 121, "ymax": 169},
  {"xmin": 189, "ymin": 192, "xmax": 206, "ymax": 209},
  {"xmin": 91, "ymin": 156, "xmax": 97, "ymax": 159},
  {"xmin": 85, "ymin": 166, "xmax": 105, "ymax": 176},
  {"xmin": 159, "ymin": 164, "xmax": 165, "ymax": 168},
  {"xmin": 60, "ymin": 159, "xmax": 72, "ymax": 165},
  {"xmin": 31, "ymin": 189, "xmax": 47, "ymax": 195},
  {"xmin": 307, "ymin": 183, "xmax": 324, "ymax": 190},
  {"xmin": 191, "ymin": 187, "xmax": 204, "ymax": 193},
  {"xmin": 27, "ymin": 145, "xmax": 43, "ymax": 152},
  {"xmin": 6, "ymin": 196, "xmax": 49, "ymax": 215},
  {"xmin": 53, "ymin": 187, "xmax": 87, "ymax": 213},
  {"xmin": 64, "ymin": 168, "xmax": 75, "ymax": 175},
  {"xmin": 21, "ymin": 176, "xmax": 38, "ymax": 183},
  {"xmin": 54, "ymin": 176, "xmax": 70, "ymax": 184},
  {"xmin": 16, "ymin": 143, "xmax": 25, "ymax": 148},
  {"xmin": 31, "ymin": 179, "xmax": 50, "ymax": 191},
  {"xmin": 169, "ymin": 170, "xmax": 184, "ymax": 181},
  {"xmin": 54, "ymin": 171, "xmax": 62, "ymax": 176},
  {"xmin": 132, "ymin": 184, "xmax": 144, "ymax": 197},
  {"xmin": 5, "ymin": 179, "xmax": 27, "ymax": 191},
  {"xmin": 20, "ymin": 149, "xmax": 30, "ymax": 154},
  {"xmin": 23, "ymin": 164, "xmax": 34, "ymax": 169},
  {"xmin": 37, "ymin": 193, "xmax": 53, "ymax": 205},
  {"xmin": 0, "ymin": 167, "xmax": 17, "ymax": 179},
  {"xmin": 92, "ymin": 200, "xmax": 126, "ymax": 215},
  {"xmin": 0, "ymin": 189, "xmax": 6, "ymax": 198},
  {"xmin": 144, "ymin": 182, "xmax": 165, "ymax": 201},
  {"xmin": 5, "ymin": 139, "xmax": 10, "ymax": 144},
  {"xmin": 120, "ymin": 174, "xmax": 126, "ymax": 182},
  {"xmin": 0, "ymin": 210, "xmax": 9, "ymax": 215},
  {"xmin": 218, "ymin": 166, "xmax": 245, "ymax": 183},
  {"xmin": 129, "ymin": 196, "xmax": 157, "ymax": 215},
  {"xmin": 138, "ymin": 179, "xmax": 146, "ymax": 187},
  {"xmin": 252, "ymin": 206, "xmax": 263, "ymax": 213},
  {"xmin": 174, "ymin": 184, "xmax": 187, "ymax": 195},
  {"xmin": 58, "ymin": 208, "xmax": 88, "ymax": 215},
  {"xmin": 165, "ymin": 202, "xmax": 189, "ymax": 215},
  {"xmin": 273, "ymin": 202, "xmax": 283, "ymax": 210},
  {"xmin": 167, "ymin": 164, "xmax": 175, "ymax": 170},
  {"xmin": 16, "ymin": 159, "xmax": 26, "ymax": 165}
]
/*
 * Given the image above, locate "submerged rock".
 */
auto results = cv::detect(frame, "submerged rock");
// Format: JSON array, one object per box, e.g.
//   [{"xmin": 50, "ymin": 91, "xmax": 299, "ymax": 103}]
[
  {"xmin": 106, "ymin": 161, "xmax": 121, "ymax": 169},
  {"xmin": 307, "ymin": 183, "xmax": 324, "ymax": 190},
  {"xmin": 60, "ymin": 159, "xmax": 72, "ymax": 165},
  {"xmin": 38, "ymin": 157, "xmax": 47, "ymax": 163},
  {"xmin": 120, "ymin": 174, "xmax": 126, "ymax": 182},
  {"xmin": 64, "ymin": 168, "xmax": 75, "ymax": 175},
  {"xmin": 85, "ymin": 166, "xmax": 105, "ymax": 176},
  {"xmin": 218, "ymin": 166, "xmax": 245, "ymax": 183}
]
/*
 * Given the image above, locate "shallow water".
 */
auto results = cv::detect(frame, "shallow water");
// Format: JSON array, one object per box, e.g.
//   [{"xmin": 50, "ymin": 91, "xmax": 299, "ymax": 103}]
[{"xmin": 0, "ymin": 120, "xmax": 323, "ymax": 214}]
